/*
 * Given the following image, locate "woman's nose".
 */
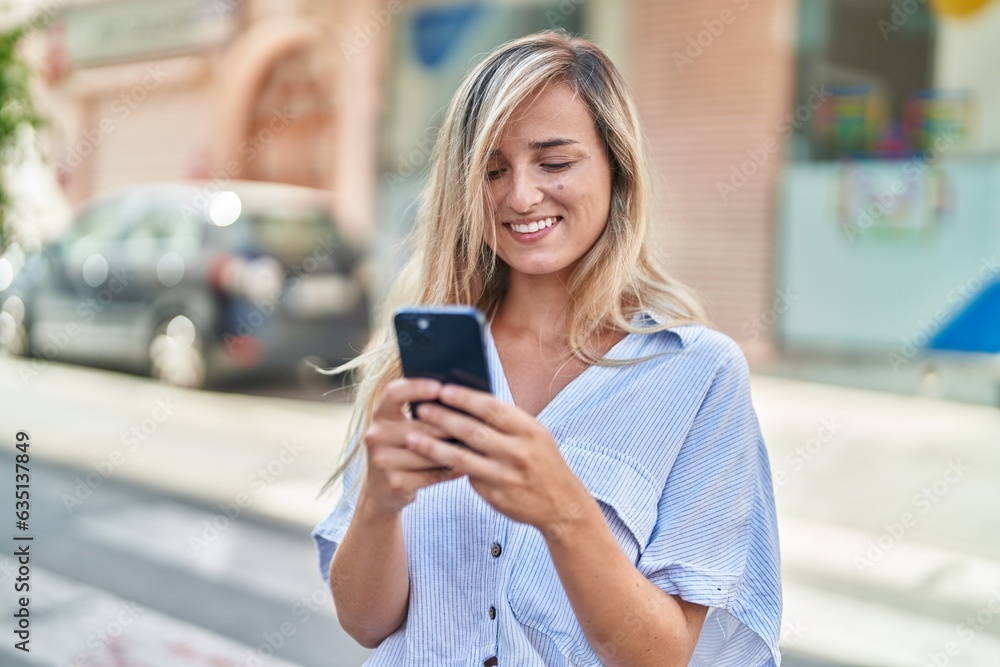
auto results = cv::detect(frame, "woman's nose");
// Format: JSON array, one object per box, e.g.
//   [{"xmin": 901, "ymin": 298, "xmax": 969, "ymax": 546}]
[{"xmin": 504, "ymin": 167, "xmax": 544, "ymax": 213}]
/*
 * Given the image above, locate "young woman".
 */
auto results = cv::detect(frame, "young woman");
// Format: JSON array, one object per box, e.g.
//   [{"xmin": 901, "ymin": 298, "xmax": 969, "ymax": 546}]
[{"xmin": 313, "ymin": 30, "xmax": 781, "ymax": 667}]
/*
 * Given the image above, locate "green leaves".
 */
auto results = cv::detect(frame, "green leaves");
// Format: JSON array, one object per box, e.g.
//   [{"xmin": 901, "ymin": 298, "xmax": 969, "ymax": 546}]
[{"xmin": 0, "ymin": 19, "xmax": 45, "ymax": 251}]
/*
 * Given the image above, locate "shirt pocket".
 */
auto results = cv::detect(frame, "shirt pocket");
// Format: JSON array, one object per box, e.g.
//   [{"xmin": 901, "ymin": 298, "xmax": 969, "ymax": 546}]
[{"xmin": 505, "ymin": 443, "xmax": 661, "ymax": 666}]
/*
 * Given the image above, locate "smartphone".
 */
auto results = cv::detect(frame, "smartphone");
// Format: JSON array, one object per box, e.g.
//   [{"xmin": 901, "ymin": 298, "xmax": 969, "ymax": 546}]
[{"xmin": 394, "ymin": 306, "xmax": 492, "ymax": 446}]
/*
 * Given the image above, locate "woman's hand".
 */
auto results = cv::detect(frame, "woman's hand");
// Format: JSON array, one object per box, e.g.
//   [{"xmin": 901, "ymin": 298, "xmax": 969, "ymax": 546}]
[
  {"xmin": 361, "ymin": 378, "xmax": 464, "ymax": 517},
  {"xmin": 404, "ymin": 385, "xmax": 707, "ymax": 666},
  {"xmin": 402, "ymin": 384, "xmax": 591, "ymax": 535}
]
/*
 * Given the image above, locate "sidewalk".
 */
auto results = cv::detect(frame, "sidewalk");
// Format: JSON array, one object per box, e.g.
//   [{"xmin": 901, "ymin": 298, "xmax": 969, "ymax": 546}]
[
  {"xmin": 4, "ymin": 356, "xmax": 1000, "ymax": 665},
  {"xmin": 751, "ymin": 376, "xmax": 1000, "ymax": 665},
  {"xmin": 0, "ymin": 356, "xmax": 353, "ymax": 531}
]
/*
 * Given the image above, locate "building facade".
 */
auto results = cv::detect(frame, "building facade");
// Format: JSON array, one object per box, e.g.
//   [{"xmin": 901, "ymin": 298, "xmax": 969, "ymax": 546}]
[
  {"xmin": 39, "ymin": 0, "xmax": 1000, "ymax": 367},
  {"xmin": 42, "ymin": 0, "xmax": 385, "ymax": 243}
]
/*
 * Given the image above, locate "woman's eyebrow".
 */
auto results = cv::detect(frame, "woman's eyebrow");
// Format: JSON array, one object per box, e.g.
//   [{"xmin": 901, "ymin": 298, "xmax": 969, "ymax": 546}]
[
  {"xmin": 528, "ymin": 138, "xmax": 579, "ymax": 150},
  {"xmin": 488, "ymin": 138, "xmax": 580, "ymax": 159}
]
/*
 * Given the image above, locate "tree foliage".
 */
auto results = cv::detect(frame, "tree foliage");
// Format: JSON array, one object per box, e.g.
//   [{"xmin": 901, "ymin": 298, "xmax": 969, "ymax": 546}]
[{"xmin": 0, "ymin": 20, "xmax": 44, "ymax": 250}]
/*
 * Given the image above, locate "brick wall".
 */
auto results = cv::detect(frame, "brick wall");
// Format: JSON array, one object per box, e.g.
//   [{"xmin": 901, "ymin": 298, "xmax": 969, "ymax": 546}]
[{"xmin": 629, "ymin": 0, "xmax": 795, "ymax": 360}]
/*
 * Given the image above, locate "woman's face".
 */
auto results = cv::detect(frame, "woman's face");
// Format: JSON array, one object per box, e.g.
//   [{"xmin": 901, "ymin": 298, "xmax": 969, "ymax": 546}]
[{"xmin": 484, "ymin": 82, "xmax": 612, "ymax": 282}]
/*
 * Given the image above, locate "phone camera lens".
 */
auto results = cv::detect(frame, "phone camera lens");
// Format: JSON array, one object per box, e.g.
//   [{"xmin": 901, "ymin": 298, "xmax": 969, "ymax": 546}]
[
  {"xmin": 417, "ymin": 333, "xmax": 432, "ymax": 347},
  {"xmin": 416, "ymin": 317, "xmax": 429, "ymax": 330}
]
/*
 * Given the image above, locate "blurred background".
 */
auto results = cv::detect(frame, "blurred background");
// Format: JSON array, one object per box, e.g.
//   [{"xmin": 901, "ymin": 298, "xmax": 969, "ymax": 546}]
[{"xmin": 0, "ymin": 0, "xmax": 998, "ymax": 665}]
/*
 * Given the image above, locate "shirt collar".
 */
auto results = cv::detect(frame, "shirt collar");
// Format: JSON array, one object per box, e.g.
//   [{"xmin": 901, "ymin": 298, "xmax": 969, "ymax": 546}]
[{"xmin": 631, "ymin": 308, "xmax": 697, "ymax": 347}]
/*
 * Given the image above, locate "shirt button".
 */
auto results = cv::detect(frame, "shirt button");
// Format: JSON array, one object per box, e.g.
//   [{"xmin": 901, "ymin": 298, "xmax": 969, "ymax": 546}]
[
  {"xmin": 488, "ymin": 605, "xmax": 496, "ymax": 620},
  {"xmin": 490, "ymin": 542, "xmax": 502, "ymax": 558}
]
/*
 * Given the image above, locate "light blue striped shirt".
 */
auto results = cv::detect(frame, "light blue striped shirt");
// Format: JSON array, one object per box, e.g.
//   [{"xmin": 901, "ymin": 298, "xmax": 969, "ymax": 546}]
[{"xmin": 313, "ymin": 310, "xmax": 782, "ymax": 666}]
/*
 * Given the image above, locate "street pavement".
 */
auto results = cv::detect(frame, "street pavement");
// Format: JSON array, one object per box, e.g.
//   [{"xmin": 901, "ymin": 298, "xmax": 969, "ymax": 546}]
[
  {"xmin": 2, "ymin": 354, "xmax": 1000, "ymax": 666},
  {"xmin": 0, "ymin": 450, "xmax": 372, "ymax": 667}
]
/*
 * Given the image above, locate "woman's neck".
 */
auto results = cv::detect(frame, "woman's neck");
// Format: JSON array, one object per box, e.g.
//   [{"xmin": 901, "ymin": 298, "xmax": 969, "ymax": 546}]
[{"xmin": 492, "ymin": 271, "xmax": 573, "ymax": 346}]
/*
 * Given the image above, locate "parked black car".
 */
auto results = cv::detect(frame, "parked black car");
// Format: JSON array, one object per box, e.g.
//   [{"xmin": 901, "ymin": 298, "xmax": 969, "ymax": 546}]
[{"xmin": 0, "ymin": 181, "xmax": 372, "ymax": 388}]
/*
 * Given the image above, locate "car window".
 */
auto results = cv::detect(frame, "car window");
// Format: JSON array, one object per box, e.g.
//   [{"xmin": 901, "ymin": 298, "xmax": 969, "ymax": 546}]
[
  {"xmin": 123, "ymin": 197, "xmax": 204, "ymax": 256},
  {"xmin": 64, "ymin": 199, "xmax": 125, "ymax": 244},
  {"xmin": 59, "ymin": 198, "xmax": 130, "ymax": 265},
  {"xmin": 244, "ymin": 208, "xmax": 342, "ymax": 266}
]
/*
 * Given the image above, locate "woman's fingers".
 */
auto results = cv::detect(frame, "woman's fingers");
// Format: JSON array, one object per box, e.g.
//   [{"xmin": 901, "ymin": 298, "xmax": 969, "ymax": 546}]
[
  {"xmin": 372, "ymin": 378, "xmax": 441, "ymax": 422},
  {"xmin": 368, "ymin": 439, "xmax": 455, "ymax": 472},
  {"xmin": 419, "ymin": 466, "xmax": 464, "ymax": 486},
  {"xmin": 362, "ymin": 380, "xmax": 467, "ymax": 515},
  {"xmin": 413, "ymin": 403, "xmax": 490, "ymax": 452},
  {"xmin": 364, "ymin": 414, "xmax": 462, "ymax": 472},
  {"xmin": 364, "ymin": 417, "xmax": 452, "ymax": 453},
  {"xmin": 437, "ymin": 384, "xmax": 528, "ymax": 436},
  {"xmin": 409, "ymin": 419, "xmax": 452, "ymax": 443},
  {"xmin": 404, "ymin": 430, "xmax": 505, "ymax": 481}
]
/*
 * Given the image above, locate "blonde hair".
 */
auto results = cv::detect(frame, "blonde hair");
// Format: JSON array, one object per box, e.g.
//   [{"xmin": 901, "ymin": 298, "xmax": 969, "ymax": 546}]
[{"xmin": 318, "ymin": 30, "xmax": 707, "ymax": 497}]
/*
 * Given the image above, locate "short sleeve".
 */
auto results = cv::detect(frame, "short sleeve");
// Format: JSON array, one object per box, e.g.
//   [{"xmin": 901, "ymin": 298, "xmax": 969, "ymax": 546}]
[
  {"xmin": 311, "ymin": 428, "xmax": 366, "ymax": 585},
  {"xmin": 637, "ymin": 346, "xmax": 782, "ymax": 666}
]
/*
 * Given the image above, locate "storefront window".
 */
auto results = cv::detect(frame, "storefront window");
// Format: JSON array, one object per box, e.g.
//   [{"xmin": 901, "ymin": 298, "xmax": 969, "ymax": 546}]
[{"xmin": 791, "ymin": 0, "xmax": 971, "ymax": 160}]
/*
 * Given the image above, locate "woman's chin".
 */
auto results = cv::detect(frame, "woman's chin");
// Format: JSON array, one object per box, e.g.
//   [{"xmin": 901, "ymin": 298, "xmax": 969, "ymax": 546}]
[{"xmin": 504, "ymin": 261, "xmax": 576, "ymax": 281}]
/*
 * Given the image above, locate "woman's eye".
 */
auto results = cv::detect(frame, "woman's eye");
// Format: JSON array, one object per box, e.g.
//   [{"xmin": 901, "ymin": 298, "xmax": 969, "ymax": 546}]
[
  {"xmin": 542, "ymin": 162, "xmax": 571, "ymax": 172},
  {"xmin": 486, "ymin": 168, "xmax": 504, "ymax": 181}
]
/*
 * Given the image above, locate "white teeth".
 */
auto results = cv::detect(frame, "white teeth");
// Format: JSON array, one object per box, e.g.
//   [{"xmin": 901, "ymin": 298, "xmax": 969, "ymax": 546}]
[{"xmin": 508, "ymin": 217, "xmax": 557, "ymax": 234}]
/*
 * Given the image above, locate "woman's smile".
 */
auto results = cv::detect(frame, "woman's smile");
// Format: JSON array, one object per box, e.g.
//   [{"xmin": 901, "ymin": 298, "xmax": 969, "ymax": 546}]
[{"xmin": 503, "ymin": 215, "xmax": 562, "ymax": 241}]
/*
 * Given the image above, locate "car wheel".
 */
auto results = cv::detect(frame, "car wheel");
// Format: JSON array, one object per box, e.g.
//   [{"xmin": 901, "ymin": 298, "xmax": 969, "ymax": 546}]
[{"xmin": 148, "ymin": 314, "xmax": 207, "ymax": 389}]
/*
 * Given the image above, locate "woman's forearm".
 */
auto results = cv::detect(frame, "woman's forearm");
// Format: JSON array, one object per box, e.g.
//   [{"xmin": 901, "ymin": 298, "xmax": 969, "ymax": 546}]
[
  {"xmin": 543, "ymin": 499, "xmax": 706, "ymax": 667},
  {"xmin": 329, "ymin": 485, "xmax": 410, "ymax": 649}
]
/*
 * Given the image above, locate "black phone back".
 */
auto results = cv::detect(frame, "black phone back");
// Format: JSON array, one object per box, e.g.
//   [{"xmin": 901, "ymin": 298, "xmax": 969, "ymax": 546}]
[{"xmin": 394, "ymin": 305, "xmax": 492, "ymax": 398}]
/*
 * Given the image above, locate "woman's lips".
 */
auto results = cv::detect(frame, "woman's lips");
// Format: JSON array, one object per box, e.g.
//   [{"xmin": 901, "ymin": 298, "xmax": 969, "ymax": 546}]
[{"xmin": 503, "ymin": 216, "xmax": 561, "ymax": 242}]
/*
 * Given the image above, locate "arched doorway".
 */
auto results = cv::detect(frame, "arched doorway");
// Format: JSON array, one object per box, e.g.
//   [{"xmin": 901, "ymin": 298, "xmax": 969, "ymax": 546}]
[{"xmin": 243, "ymin": 46, "xmax": 334, "ymax": 189}]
